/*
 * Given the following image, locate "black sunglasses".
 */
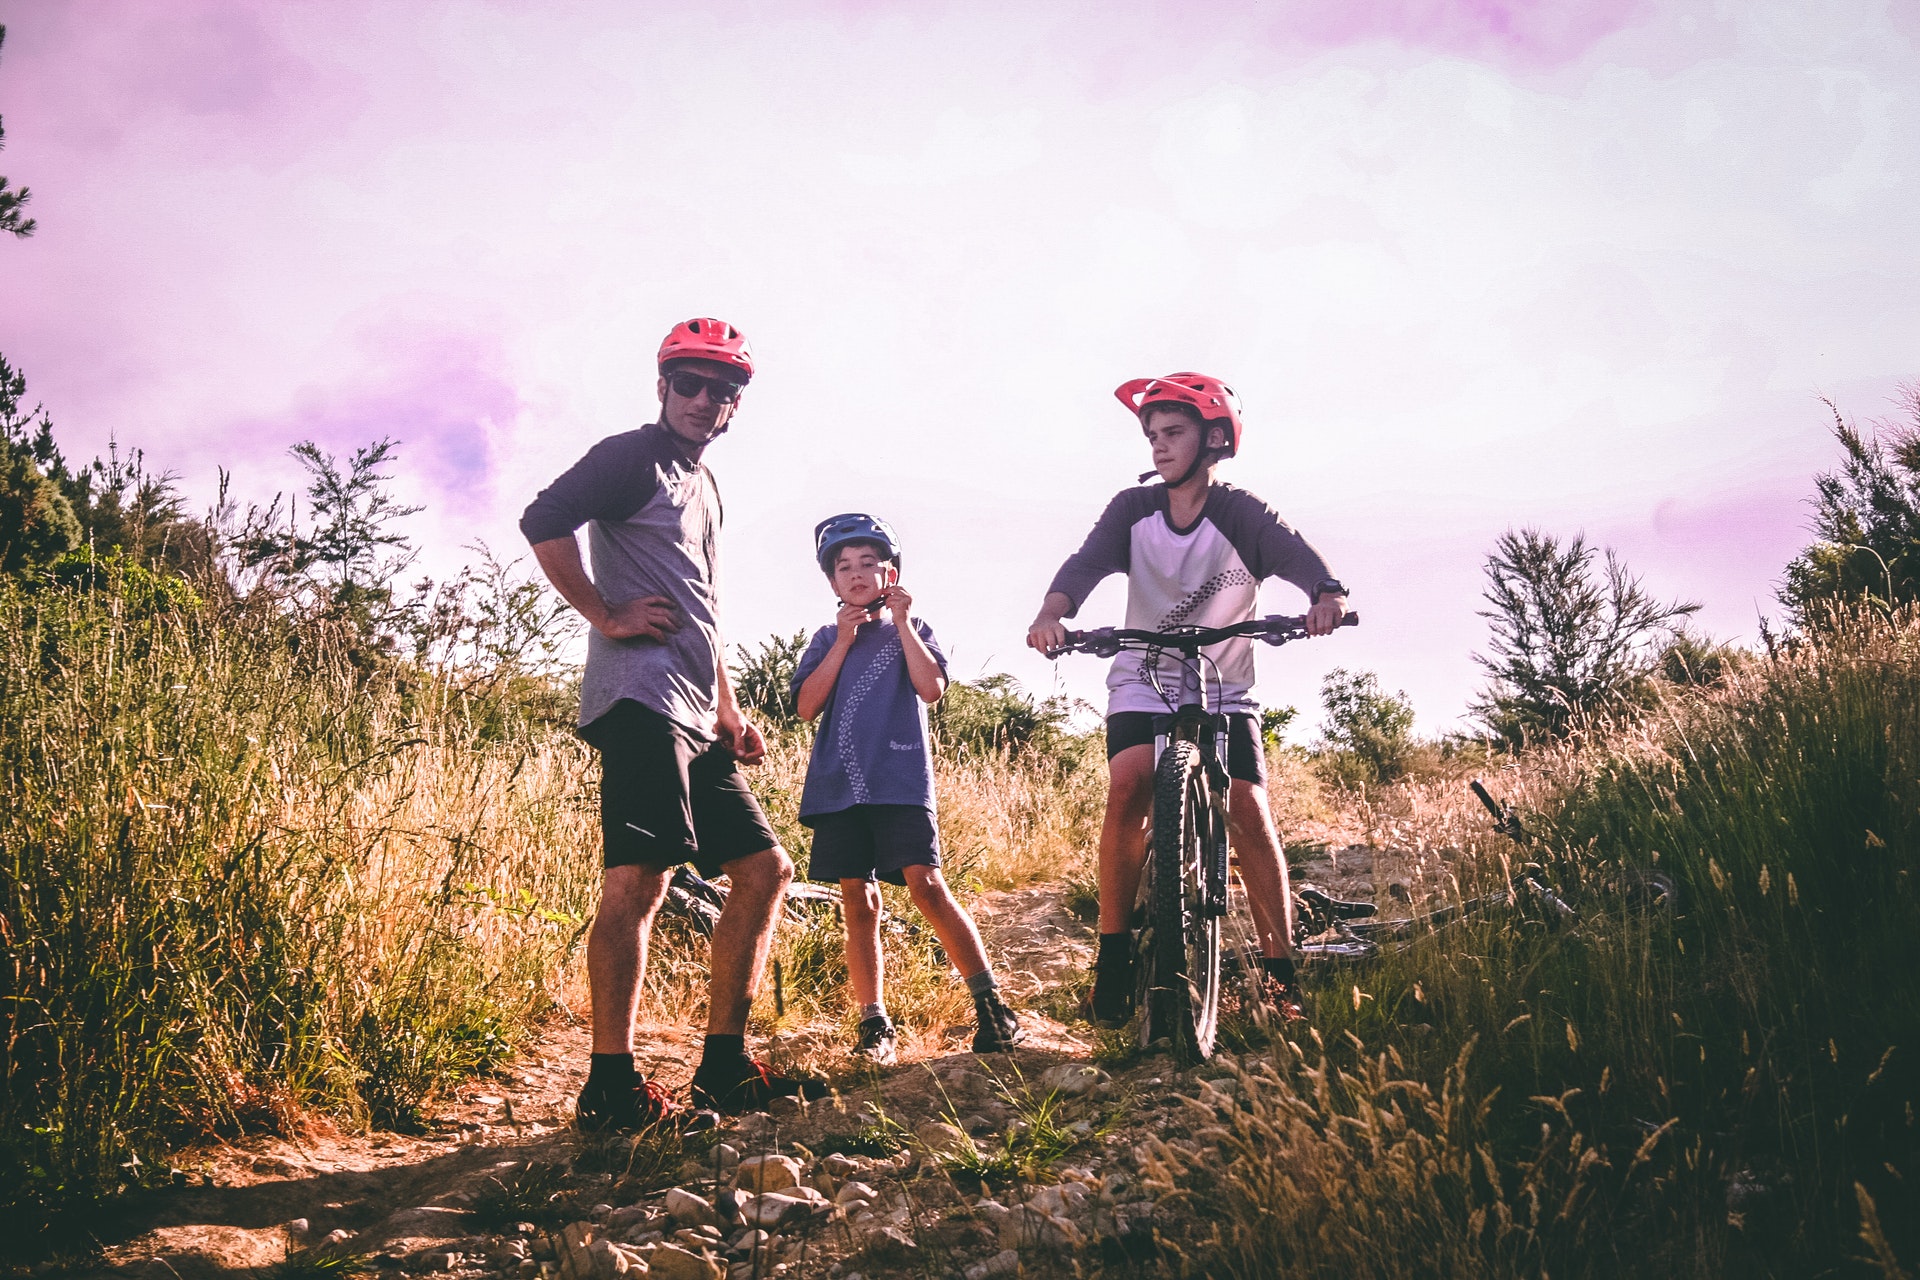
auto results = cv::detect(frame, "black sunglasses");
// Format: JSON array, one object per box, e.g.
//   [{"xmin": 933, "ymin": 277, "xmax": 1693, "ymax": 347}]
[{"xmin": 666, "ymin": 371, "xmax": 745, "ymax": 403}]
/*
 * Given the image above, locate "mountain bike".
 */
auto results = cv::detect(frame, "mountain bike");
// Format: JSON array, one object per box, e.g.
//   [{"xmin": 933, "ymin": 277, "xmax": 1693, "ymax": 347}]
[
  {"xmin": 1056, "ymin": 611, "xmax": 1359, "ymax": 1060},
  {"xmin": 1277, "ymin": 779, "xmax": 1678, "ymax": 963}
]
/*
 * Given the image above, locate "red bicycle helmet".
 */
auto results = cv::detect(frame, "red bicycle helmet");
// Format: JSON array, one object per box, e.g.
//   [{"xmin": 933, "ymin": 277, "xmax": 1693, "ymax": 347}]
[
  {"xmin": 1114, "ymin": 372, "xmax": 1243, "ymax": 457},
  {"xmin": 657, "ymin": 318, "xmax": 754, "ymax": 379}
]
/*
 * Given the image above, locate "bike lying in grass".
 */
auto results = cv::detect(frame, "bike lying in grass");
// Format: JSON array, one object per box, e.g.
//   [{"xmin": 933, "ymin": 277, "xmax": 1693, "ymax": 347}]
[
  {"xmin": 1055, "ymin": 611, "xmax": 1359, "ymax": 1061},
  {"xmin": 1275, "ymin": 779, "xmax": 1679, "ymax": 964}
]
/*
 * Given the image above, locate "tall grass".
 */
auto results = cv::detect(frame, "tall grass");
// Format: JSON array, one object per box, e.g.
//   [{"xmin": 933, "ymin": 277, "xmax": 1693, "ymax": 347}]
[
  {"xmin": 0, "ymin": 565, "xmax": 600, "ymax": 1237},
  {"xmin": 0, "ymin": 565, "xmax": 1109, "ymax": 1240},
  {"xmin": 1168, "ymin": 606, "xmax": 1919, "ymax": 1278}
]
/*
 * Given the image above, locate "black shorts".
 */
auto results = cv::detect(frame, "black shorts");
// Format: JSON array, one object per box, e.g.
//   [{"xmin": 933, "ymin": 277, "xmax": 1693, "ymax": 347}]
[
  {"xmin": 581, "ymin": 700, "xmax": 780, "ymax": 875},
  {"xmin": 804, "ymin": 804, "xmax": 941, "ymax": 886},
  {"xmin": 1105, "ymin": 711, "xmax": 1268, "ymax": 786}
]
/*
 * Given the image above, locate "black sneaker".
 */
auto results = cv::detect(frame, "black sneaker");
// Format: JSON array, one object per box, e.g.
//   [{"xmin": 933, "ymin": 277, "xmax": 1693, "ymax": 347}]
[
  {"xmin": 972, "ymin": 991, "xmax": 1025, "ymax": 1054},
  {"xmin": 690, "ymin": 1060, "xmax": 831, "ymax": 1115},
  {"xmin": 854, "ymin": 1015, "xmax": 898, "ymax": 1066},
  {"xmin": 575, "ymin": 1077, "xmax": 679, "ymax": 1132},
  {"xmin": 1089, "ymin": 958, "xmax": 1135, "ymax": 1028}
]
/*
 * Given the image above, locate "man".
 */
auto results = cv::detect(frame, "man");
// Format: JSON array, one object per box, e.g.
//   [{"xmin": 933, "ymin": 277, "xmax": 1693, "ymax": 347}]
[{"xmin": 521, "ymin": 317, "xmax": 824, "ymax": 1126}]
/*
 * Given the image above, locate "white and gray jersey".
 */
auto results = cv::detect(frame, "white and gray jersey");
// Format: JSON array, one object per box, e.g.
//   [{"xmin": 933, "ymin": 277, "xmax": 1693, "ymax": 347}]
[
  {"xmin": 520, "ymin": 423, "xmax": 725, "ymax": 738},
  {"xmin": 1047, "ymin": 482, "xmax": 1335, "ymax": 717}
]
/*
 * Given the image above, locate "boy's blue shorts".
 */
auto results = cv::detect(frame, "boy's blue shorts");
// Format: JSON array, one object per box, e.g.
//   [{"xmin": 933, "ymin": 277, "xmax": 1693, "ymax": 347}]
[{"xmin": 805, "ymin": 804, "xmax": 941, "ymax": 886}]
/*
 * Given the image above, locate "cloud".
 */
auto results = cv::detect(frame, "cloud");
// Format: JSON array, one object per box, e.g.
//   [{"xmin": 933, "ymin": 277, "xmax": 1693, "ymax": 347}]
[{"xmin": 227, "ymin": 324, "xmax": 521, "ymax": 520}]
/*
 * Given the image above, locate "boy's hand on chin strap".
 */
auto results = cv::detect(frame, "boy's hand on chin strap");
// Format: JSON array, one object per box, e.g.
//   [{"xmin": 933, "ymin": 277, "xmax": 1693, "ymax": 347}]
[
  {"xmin": 835, "ymin": 600, "xmax": 870, "ymax": 643},
  {"xmin": 882, "ymin": 584, "xmax": 913, "ymax": 621}
]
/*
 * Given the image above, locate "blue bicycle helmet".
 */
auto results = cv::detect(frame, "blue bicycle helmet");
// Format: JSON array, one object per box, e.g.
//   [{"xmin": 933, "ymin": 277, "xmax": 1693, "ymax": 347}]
[{"xmin": 814, "ymin": 512, "xmax": 902, "ymax": 573}]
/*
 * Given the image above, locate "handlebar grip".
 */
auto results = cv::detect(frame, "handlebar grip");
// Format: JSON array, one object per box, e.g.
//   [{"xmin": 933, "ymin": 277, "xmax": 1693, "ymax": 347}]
[
  {"xmin": 1468, "ymin": 779, "xmax": 1504, "ymax": 819},
  {"xmin": 1341, "ymin": 612, "xmax": 1360, "ymax": 627}
]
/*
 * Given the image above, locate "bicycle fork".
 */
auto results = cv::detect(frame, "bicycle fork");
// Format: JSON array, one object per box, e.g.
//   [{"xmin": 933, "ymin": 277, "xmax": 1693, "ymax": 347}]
[{"xmin": 1153, "ymin": 661, "xmax": 1234, "ymax": 919}]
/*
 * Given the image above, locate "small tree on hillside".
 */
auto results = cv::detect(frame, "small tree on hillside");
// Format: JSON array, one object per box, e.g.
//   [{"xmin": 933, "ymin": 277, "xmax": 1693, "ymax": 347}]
[
  {"xmin": 1472, "ymin": 528, "xmax": 1699, "ymax": 746},
  {"xmin": 1780, "ymin": 386, "xmax": 1920, "ymax": 627},
  {"xmin": 1317, "ymin": 667, "xmax": 1415, "ymax": 783},
  {"xmin": 235, "ymin": 438, "xmax": 423, "ymax": 639},
  {"xmin": 0, "ymin": 355, "xmax": 78, "ymax": 573}
]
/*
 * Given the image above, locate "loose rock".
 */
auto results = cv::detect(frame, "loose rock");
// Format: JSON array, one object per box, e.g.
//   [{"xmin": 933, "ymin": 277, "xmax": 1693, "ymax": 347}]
[
  {"xmin": 666, "ymin": 1187, "xmax": 719, "ymax": 1228},
  {"xmin": 648, "ymin": 1242, "xmax": 725, "ymax": 1280},
  {"xmin": 965, "ymin": 1249, "xmax": 1021, "ymax": 1280},
  {"xmin": 735, "ymin": 1154, "xmax": 801, "ymax": 1193},
  {"xmin": 999, "ymin": 1204, "xmax": 1082, "ymax": 1251},
  {"xmin": 1037, "ymin": 1064, "xmax": 1108, "ymax": 1097},
  {"xmin": 914, "ymin": 1121, "xmax": 973, "ymax": 1160}
]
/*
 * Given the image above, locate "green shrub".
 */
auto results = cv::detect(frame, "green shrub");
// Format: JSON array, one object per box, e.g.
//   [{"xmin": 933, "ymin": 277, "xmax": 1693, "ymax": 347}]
[
  {"xmin": 932, "ymin": 672, "xmax": 1075, "ymax": 756},
  {"xmin": 1315, "ymin": 666, "xmax": 1416, "ymax": 784}
]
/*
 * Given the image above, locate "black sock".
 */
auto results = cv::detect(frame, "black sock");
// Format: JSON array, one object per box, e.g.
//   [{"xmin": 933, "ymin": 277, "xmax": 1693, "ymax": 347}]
[
  {"xmin": 1097, "ymin": 930, "xmax": 1133, "ymax": 970},
  {"xmin": 1262, "ymin": 955, "xmax": 1298, "ymax": 986},
  {"xmin": 695, "ymin": 1034, "xmax": 751, "ymax": 1079},
  {"xmin": 586, "ymin": 1053, "xmax": 635, "ymax": 1093}
]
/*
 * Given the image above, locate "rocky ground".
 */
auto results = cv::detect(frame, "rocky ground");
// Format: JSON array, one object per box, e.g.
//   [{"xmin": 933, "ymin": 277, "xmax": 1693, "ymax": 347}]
[{"xmin": 76, "ymin": 839, "xmax": 1405, "ymax": 1280}]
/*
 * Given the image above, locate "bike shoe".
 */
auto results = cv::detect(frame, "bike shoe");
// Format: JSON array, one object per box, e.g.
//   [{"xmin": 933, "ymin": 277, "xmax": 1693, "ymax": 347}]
[
  {"xmin": 690, "ymin": 1060, "xmax": 831, "ymax": 1115},
  {"xmin": 972, "ymin": 991, "xmax": 1025, "ymax": 1054},
  {"xmin": 853, "ymin": 1014, "xmax": 898, "ymax": 1066},
  {"xmin": 1089, "ymin": 960, "xmax": 1136, "ymax": 1028},
  {"xmin": 575, "ymin": 1077, "xmax": 679, "ymax": 1132}
]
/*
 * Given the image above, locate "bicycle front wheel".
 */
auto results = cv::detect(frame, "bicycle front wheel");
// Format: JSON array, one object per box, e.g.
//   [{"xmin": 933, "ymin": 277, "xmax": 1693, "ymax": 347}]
[{"xmin": 1140, "ymin": 739, "xmax": 1221, "ymax": 1061}]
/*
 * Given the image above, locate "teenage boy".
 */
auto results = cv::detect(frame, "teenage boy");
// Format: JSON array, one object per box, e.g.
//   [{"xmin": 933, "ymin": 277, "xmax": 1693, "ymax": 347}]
[
  {"xmin": 522, "ymin": 317, "xmax": 825, "ymax": 1128},
  {"xmin": 1026, "ymin": 373, "xmax": 1349, "ymax": 1026},
  {"xmin": 792, "ymin": 514, "xmax": 1023, "ymax": 1064}
]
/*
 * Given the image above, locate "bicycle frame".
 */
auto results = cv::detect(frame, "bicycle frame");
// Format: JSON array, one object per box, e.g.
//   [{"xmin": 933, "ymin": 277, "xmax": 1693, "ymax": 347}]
[{"xmin": 1061, "ymin": 612, "xmax": 1360, "ymax": 1055}]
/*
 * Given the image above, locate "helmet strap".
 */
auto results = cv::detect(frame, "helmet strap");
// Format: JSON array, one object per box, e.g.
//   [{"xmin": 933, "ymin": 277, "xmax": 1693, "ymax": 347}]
[{"xmin": 1140, "ymin": 444, "xmax": 1224, "ymax": 488}]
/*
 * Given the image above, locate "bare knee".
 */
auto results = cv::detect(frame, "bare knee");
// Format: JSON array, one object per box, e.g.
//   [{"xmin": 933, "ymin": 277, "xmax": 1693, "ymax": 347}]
[
  {"xmin": 902, "ymin": 865, "xmax": 951, "ymax": 909},
  {"xmin": 842, "ymin": 879, "xmax": 883, "ymax": 924},
  {"xmin": 724, "ymin": 847, "xmax": 794, "ymax": 899},
  {"xmin": 600, "ymin": 864, "xmax": 670, "ymax": 927}
]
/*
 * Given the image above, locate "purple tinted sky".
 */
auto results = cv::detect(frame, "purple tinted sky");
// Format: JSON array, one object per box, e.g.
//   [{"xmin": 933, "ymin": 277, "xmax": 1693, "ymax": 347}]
[{"xmin": 2, "ymin": 0, "xmax": 1917, "ymax": 733}]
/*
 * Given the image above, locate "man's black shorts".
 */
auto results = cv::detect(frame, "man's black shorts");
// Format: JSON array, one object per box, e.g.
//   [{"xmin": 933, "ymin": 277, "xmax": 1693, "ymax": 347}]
[
  {"xmin": 580, "ymin": 700, "xmax": 779, "ymax": 875},
  {"xmin": 1105, "ymin": 711, "xmax": 1268, "ymax": 786},
  {"xmin": 805, "ymin": 804, "xmax": 941, "ymax": 886}
]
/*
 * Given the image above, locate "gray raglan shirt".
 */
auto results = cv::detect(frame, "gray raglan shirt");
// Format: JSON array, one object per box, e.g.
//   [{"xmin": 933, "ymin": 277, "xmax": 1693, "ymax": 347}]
[
  {"xmin": 520, "ymin": 423, "xmax": 725, "ymax": 738},
  {"xmin": 1047, "ymin": 481, "xmax": 1336, "ymax": 717}
]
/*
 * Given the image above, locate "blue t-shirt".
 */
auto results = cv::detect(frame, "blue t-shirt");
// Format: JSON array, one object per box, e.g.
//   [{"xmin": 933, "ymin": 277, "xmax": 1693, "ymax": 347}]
[{"xmin": 790, "ymin": 617, "xmax": 948, "ymax": 821}]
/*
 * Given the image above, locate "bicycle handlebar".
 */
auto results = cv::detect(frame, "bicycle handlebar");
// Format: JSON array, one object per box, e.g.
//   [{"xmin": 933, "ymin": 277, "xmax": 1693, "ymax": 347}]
[{"xmin": 1057, "ymin": 611, "xmax": 1359, "ymax": 658}]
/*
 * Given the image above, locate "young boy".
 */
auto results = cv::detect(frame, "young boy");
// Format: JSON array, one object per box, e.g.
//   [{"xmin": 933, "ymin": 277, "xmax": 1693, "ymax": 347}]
[
  {"xmin": 1026, "ymin": 373, "xmax": 1349, "ymax": 1026},
  {"xmin": 792, "ymin": 513, "xmax": 1023, "ymax": 1064}
]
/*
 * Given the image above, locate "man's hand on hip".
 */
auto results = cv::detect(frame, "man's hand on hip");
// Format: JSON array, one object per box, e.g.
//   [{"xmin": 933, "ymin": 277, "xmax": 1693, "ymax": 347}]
[{"xmin": 600, "ymin": 596, "xmax": 681, "ymax": 641}]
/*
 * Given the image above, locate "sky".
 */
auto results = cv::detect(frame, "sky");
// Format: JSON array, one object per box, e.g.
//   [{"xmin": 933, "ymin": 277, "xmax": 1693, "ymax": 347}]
[{"xmin": 2, "ymin": 0, "xmax": 1917, "ymax": 735}]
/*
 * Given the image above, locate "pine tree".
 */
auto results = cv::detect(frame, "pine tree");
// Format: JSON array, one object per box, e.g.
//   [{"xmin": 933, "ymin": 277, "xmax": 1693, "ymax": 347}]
[
  {"xmin": 1472, "ymin": 528, "xmax": 1698, "ymax": 746},
  {"xmin": 1779, "ymin": 386, "xmax": 1920, "ymax": 627},
  {"xmin": 0, "ymin": 26, "xmax": 37, "ymax": 239}
]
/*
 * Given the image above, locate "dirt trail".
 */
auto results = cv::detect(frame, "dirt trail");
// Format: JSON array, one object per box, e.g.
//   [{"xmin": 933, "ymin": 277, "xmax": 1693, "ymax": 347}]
[{"xmin": 83, "ymin": 854, "xmax": 1398, "ymax": 1280}]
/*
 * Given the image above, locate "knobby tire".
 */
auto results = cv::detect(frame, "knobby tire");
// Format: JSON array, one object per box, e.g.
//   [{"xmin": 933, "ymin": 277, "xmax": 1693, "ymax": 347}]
[{"xmin": 1140, "ymin": 739, "xmax": 1221, "ymax": 1062}]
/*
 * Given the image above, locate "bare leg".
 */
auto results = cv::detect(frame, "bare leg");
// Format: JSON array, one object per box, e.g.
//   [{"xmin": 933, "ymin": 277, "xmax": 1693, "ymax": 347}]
[
  {"xmin": 901, "ymin": 866, "xmax": 991, "ymax": 978},
  {"xmin": 588, "ymin": 863, "xmax": 673, "ymax": 1054},
  {"xmin": 841, "ymin": 878, "xmax": 885, "ymax": 1010},
  {"xmin": 1228, "ymin": 779, "xmax": 1295, "ymax": 958},
  {"xmin": 706, "ymin": 847, "xmax": 794, "ymax": 1035},
  {"xmin": 1097, "ymin": 745, "xmax": 1156, "ymax": 935}
]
